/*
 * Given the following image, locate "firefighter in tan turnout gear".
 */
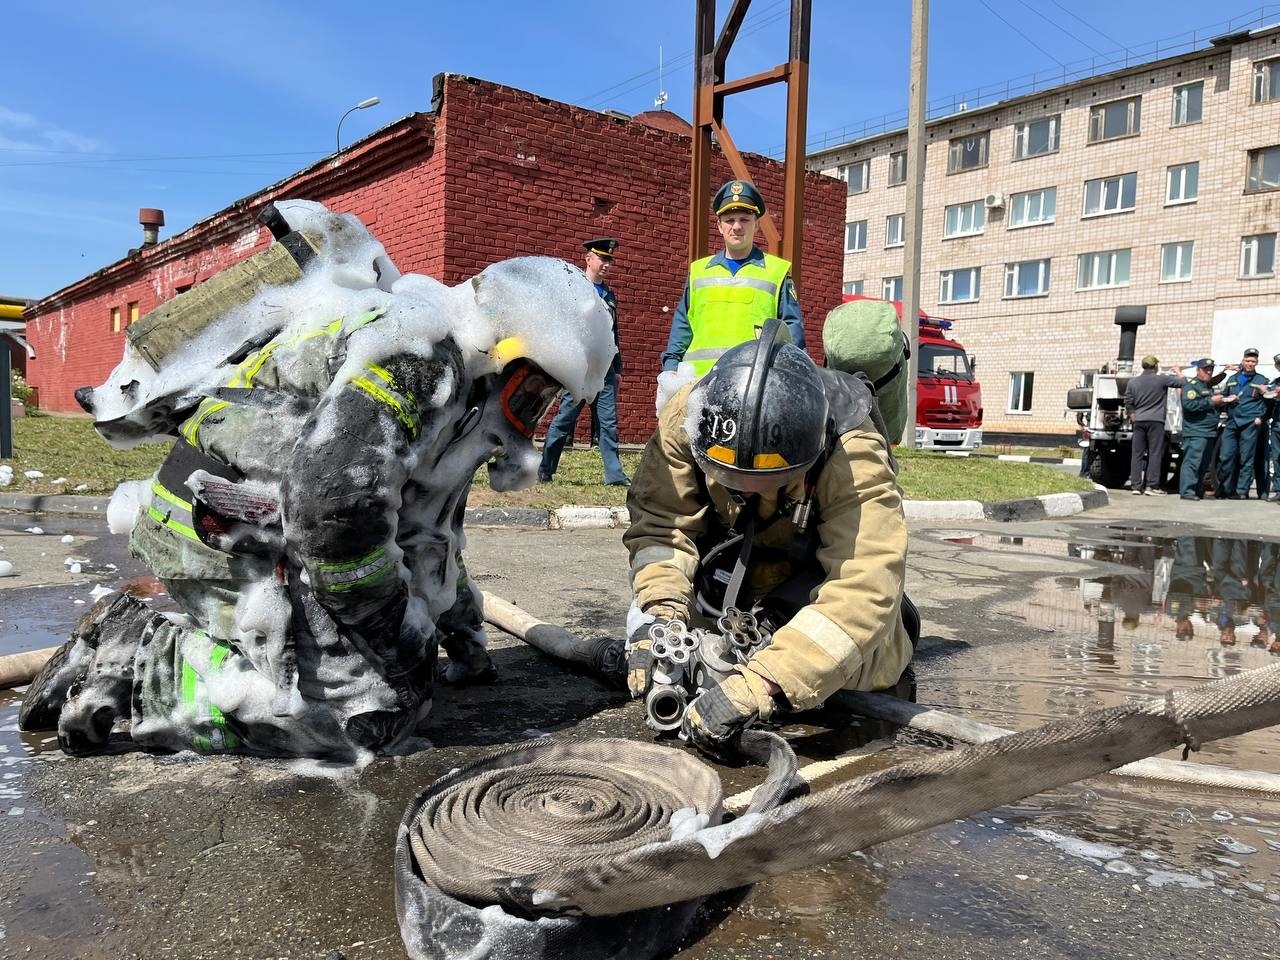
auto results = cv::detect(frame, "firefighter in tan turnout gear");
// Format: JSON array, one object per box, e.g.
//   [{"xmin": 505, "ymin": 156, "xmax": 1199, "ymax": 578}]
[{"xmin": 623, "ymin": 319, "xmax": 918, "ymax": 757}]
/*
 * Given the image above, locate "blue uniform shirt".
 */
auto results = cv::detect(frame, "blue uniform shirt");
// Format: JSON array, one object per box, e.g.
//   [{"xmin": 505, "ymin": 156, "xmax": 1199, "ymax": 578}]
[
  {"xmin": 661, "ymin": 247, "xmax": 805, "ymax": 372},
  {"xmin": 1221, "ymin": 370, "xmax": 1269, "ymax": 423}
]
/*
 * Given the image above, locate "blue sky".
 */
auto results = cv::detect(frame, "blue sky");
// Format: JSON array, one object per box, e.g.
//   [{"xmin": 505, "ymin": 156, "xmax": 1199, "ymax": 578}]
[{"xmin": 3, "ymin": 0, "xmax": 1276, "ymax": 298}]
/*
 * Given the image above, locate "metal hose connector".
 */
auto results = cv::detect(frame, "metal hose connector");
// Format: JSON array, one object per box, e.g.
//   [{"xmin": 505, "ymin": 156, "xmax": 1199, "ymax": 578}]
[{"xmin": 645, "ymin": 683, "xmax": 688, "ymax": 732}]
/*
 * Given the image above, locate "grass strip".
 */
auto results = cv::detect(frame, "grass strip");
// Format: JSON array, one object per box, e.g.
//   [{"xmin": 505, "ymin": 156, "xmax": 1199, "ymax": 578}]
[{"xmin": 3, "ymin": 414, "xmax": 1094, "ymax": 507}]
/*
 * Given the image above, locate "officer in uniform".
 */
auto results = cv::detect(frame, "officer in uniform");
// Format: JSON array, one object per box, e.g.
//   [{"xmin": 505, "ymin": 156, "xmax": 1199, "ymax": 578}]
[
  {"xmin": 1217, "ymin": 347, "xmax": 1270, "ymax": 499},
  {"xmin": 1178, "ymin": 358, "xmax": 1228, "ymax": 500},
  {"xmin": 660, "ymin": 180, "xmax": 805, "ymax": 377},
  {"xmin": 539, "ymin": 238, "xmax": 629, "ymax": 486},
  {"xmin": 1267, "ymin": 353, "xmax": 1280, "ymax": 503},
  {"xmin": 624, "ymin": 319, "xmax": 917, "ymax": 758}
]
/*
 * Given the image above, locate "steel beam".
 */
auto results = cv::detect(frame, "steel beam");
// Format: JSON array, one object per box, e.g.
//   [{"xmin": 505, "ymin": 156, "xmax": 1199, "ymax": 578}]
[{"xmin": 689, "ymin": 0, "xmax": 812, "ymax": 291}]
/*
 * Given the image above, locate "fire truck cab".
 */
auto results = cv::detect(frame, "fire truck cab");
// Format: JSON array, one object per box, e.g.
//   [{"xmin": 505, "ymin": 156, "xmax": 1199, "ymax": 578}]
[{"xmin": 842, "ymin": 296, "xmax": 984, "ymax": 451}]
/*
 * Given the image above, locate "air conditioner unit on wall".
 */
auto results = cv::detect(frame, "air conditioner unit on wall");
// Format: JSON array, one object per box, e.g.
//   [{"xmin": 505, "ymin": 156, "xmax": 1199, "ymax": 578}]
[{"xmin": 984, "ymin": 193, "xmax": 1005, "ymax": 209}]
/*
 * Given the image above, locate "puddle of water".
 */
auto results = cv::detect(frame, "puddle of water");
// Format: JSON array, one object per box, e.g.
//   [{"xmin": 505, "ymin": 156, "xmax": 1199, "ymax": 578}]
[{"xmin": 917, "ymin": 527, "xmax": 1280, "ymax": 909}]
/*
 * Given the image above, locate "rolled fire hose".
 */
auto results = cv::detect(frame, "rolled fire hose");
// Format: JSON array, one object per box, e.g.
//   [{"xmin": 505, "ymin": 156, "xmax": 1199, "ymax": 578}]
[{"xmin": 398, "ymin": 658, "xmax": 1280, "ymax": 958}]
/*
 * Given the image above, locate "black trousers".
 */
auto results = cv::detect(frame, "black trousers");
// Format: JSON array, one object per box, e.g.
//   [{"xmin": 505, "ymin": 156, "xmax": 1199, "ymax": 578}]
[{"xmin": 1130, "ymin": 421, "xmax": 1166, "ymax": 491}]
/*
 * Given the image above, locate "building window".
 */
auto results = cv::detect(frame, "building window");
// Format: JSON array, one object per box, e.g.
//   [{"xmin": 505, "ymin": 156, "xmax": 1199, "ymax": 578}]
[
  {"xmin": 939, "ymin": 267, "xmax": 981, "ymax": 304},
  {"xmin": 1004, "ymin": 259, "xmax": 1051, "ymax": 298},
  {"xmin": 128, "ymin": 301, "xmax": 139, "ymax": 325},
  {"xmin": 840, "ymin": 160, "xmax": 870, "ymax": 194},
  {"xmin": 1253, "ymin": 58, "xmax": 1280, "ymax": 104},
  {"xmin": 947, "ymin": 132, "xmax": 989, "ymax": 173},
  {"xmin": 1008, "ymin": 371, "xmax": 1035, "ymax": 413},
  {"xmin": 842, "ymin": 280, "xmax": 865, "ymax": 296},
  {"xmin": 1083, "ymin": 172, "xmax": 1137, "ymax": 217},
  {"xmin": 1077, "ymin": 249, "xmax": 1131, "ymax": 290},
  {"xmin": 1013, "ymin": 115, "xmax": 1059, "ymax": 159},
  {"xmin": 885, "ymin": 213, "xmax": 905, "ymax": 248},
  {"xmin": 887, "ymin": 150, "xmax": 907, "ymax": 186},
  {"xmin": 110, "ymin": 306, "xmax": 122, "ymax": 333},
  {"xmin": 1008, "ymin": 187, "xmax": 1056, "ymax": 228},
  {"xmin": 882, "ymin": 275, "xmax": 904, "ymax": 301},
  {"xmin": 1088, "ymin": 96, "xmax": 1141, "ymax": 142},
  {"xmin": 943, "ymin": 200, "xmax": 985, "ymax": 238},
  {"xmin": 1160, "ymin": 241, "xmax": 1194, "ymax": 283},
  {"xmin": 1166, "ymin": 162, "xmax": 1199, "ymax": 204},
  {"xmin": 1171, "ymin": 82, "xmax": 1203, "ymax": 126},
  {"xmin": 1246, "ymin": 145, "xmax": 1280, "ymax": 193},
  {"xmin": 1241, "ymin": 233, "xmax": 1277, "ymax": 278},
  {"xmin": 844, "ymin": 220, "xmax": 868, "ymax": 253}
]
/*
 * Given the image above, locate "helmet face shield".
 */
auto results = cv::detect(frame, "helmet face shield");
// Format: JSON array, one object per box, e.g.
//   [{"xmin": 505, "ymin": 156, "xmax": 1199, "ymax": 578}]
[
  {"xmin": 498, "ymin": 360, "xmax": 562, "ymax": 439},
  {"xmin": 689, "ymin": 319, "xmax": 829, "ymax": 496},
  {"xmin": 694, "ymin": 450, "xmax": 809, "ymax": 495}
]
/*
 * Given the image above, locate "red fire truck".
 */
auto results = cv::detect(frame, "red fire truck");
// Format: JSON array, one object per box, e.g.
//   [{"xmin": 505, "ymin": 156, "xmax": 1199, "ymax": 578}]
[{"xmin": 842, "ymin": 296, "xmax": 984, "ymax": 451}]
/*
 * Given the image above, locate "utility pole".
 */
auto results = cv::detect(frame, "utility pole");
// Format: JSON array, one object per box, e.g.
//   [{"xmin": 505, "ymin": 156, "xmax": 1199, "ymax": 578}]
[
  {"xmin": 902, "ymin": 0, "xmax": 929, "ymax": 447},
  {"xmin": 0, "ymin": 336, "xmax": 11, "ymax": 458}
]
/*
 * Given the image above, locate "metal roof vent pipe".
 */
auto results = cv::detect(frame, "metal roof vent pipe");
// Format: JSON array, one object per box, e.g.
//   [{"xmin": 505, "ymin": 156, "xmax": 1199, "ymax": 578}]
[
  {"xmin": 139, "ymin": 208, "xmax": 165, "ymax": 248},
  {"xmin": 1113, "ymin": 304, "xmax": 1147, "ymax": 375}
]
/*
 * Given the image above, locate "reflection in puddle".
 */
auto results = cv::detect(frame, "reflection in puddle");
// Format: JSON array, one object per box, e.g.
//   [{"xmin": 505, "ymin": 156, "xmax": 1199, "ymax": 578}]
[{"xmin": 916, "ymin": 527, "xmax": 1280, "ymax": 913}]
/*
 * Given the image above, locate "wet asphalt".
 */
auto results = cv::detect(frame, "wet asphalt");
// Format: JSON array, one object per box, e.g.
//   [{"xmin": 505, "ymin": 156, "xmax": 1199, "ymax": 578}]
[{"xmin": 2, "ymin": 493, "xmax": 1280, "ymax": 960}]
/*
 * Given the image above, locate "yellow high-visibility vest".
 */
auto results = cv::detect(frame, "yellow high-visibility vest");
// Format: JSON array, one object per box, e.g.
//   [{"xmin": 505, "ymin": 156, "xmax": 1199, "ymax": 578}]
[{"xmin": 685, "ymin": 254, "xmax": 792, "ymax": 375}]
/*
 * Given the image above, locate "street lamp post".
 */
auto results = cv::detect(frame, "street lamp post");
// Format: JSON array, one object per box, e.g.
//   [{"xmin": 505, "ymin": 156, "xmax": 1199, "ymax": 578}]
[{"xmin": 336, "ymin": 97, "xmax": 381, "ymax": 152}]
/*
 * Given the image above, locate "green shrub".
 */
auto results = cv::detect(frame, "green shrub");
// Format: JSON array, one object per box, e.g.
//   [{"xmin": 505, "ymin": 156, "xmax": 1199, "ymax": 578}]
[{"xmin": 9, "ymin": 370, "xmax": 32, "ymax": 405}]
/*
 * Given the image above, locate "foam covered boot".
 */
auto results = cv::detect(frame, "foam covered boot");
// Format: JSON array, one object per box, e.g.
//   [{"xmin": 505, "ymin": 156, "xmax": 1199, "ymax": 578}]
[
  {"xmin": 18, "ymin": 592, "xmax": 138, "ymax": 732},
  {"xmin": 55, "ymin": 594, "xmax": 167, "ymax": 755}
]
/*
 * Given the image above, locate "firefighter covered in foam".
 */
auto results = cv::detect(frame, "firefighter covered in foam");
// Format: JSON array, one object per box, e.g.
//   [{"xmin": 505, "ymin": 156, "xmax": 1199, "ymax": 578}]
[{"xmin": 21, "ymin": 201, "xmax": 616, "ymax": 760}]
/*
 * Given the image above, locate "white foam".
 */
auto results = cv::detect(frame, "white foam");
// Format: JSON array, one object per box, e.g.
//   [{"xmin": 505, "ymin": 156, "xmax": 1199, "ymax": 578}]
[{"xmin": 107, "ymin": 480, "xmax": 149, "ymax": 536}]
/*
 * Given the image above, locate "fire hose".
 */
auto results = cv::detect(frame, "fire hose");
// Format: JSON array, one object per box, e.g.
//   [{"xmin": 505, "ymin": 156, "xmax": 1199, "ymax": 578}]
[{"xmin": 389, "ymin": 596, "xmax": 1280, "ymax": 960}]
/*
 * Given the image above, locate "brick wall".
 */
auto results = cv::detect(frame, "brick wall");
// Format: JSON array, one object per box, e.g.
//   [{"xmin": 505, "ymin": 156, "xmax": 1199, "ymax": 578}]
[
  {"xmin": 24, "ymin": 76, "xmax": 845, "ymax": 444},
  {"xmin": 432, "ymin": 75, "xmax": 845, "ymax": 442}
]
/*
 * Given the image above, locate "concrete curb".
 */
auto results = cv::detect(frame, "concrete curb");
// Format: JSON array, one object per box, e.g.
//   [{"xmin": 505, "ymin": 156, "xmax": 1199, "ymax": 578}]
[
  {"xmin": 904, "ymin": 485, "xmax": 1109, "ymax": 522},
  {"xmin": 944, "ymin": 450, "xmax": 1084, "ymax": 467},
  {"xmin": 0, "ymin": 492, "xmax": 108, "ymax": 514},
  {"xmin": 4, "ymin": 487, "xmax": 1112, "ymax": 526}
]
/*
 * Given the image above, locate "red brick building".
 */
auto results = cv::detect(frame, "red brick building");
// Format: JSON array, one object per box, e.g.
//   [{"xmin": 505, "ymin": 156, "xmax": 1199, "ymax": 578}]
[{"xmin": 24, "ymin": 74, "xmax": 844, "ymax": 441}]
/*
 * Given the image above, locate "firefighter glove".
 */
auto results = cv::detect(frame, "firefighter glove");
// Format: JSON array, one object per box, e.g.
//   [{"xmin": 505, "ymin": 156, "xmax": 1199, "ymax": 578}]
[
  {"xmin": 683, "ymin": 668, "xmax": 776, "ymax": 759},
  {"xmin": 626, "ymin": 605, "xmax": 684, "ymax": 699}
]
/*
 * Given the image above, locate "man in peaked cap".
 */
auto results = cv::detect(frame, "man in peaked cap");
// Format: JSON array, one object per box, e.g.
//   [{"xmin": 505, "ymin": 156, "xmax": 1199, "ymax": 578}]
[
  {"xmin": 659, "ymin": 179, "xmax": 805, "ymax": 387},
  {"xmin": 1266, "ymin": 352, "xmax": 1280, "ymax": 502},
  {"xmin": 1217, "ymin": 347, "xmax": 1269, "ymax": 499},
  {"xmin": 538, "ymin": 237, "xmax": 629, "ymax": 486},
  {"xmin": 1178, "ymin": 358, "xmax": 1229, "ymax": 500}
]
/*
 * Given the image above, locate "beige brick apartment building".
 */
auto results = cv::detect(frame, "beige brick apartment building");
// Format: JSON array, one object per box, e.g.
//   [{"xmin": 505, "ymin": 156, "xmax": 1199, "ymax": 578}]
[{"xmin": 808, "ymin": 24, "xmax": 1280, "ymax": 436}]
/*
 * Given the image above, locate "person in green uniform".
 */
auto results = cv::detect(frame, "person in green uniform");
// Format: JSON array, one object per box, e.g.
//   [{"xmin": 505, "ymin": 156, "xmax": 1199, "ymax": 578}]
[{"xmin": 1179, "ymin": 358, "xmax": 1228, "ymax": 500}]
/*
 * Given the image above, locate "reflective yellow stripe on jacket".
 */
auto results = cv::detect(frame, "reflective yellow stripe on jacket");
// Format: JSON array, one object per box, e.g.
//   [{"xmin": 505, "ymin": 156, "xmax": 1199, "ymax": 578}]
[{"xmin": 685, "ymin": 255, "xmax": 792, "ymax": 375}]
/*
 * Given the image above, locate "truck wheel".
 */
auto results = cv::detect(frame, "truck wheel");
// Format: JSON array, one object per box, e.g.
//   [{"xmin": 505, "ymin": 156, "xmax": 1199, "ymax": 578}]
[{"xmin": 1088, "ymin": 451, "xmax": 1126, "ymax": 488}]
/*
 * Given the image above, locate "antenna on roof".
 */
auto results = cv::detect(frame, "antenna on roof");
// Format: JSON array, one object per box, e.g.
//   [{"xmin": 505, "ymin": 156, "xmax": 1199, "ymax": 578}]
[{"xmin": 654, "ymin": 45, "xmax": 669, "ymax": 110}]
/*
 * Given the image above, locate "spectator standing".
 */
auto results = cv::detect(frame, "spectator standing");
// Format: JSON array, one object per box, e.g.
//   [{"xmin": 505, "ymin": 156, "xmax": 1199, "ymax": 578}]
[
  {"xmin": 1216, "ymin": 347, "xmax": 1269, "ymax": 499},
  {"xmin": 1123, "ymin": 355, "xmax": 1181, "ymax": 495},
  {"xmin": 1266, "ymin": 353, "xmax": 1280, "ymax": 503},
  {"xmin": 1178, "ymin": 358, "xmax": 1229, "ymax": 500},
  {"xmin": 538, "ymin": 238, "xmax": 629, "ymax": 487}
]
